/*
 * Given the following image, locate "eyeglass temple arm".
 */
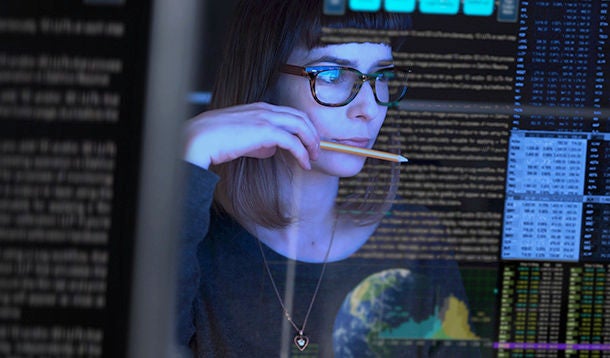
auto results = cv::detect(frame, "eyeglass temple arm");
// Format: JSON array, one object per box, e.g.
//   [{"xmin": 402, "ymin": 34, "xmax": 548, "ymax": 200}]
[{"xmin": 279, "ymin": 64, "xmax": 308, "ymax": 77}]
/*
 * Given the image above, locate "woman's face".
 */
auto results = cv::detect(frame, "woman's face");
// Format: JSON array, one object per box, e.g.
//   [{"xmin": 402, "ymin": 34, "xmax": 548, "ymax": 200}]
[{"xmin": 272, "ymin": 42, "xmax": 393, "ymax": 177}]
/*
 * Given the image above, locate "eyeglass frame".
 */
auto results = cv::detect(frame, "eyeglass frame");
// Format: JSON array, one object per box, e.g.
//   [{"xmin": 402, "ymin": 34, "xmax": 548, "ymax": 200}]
[{"xmin": 279, "ymin": 64, "xmax": 409, "ymax": 107}]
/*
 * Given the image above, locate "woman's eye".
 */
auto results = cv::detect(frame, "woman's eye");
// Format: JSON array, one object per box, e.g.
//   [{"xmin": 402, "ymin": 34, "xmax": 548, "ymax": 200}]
[{"xmin": 317, "ymin": 70, "xmax": 343, "ymax": 84}]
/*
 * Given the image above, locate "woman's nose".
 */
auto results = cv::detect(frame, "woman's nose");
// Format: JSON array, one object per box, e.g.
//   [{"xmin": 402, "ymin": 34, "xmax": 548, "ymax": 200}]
[{"xmin": 346, "ymin": 81, "xmax": 380, "ymax": 121}]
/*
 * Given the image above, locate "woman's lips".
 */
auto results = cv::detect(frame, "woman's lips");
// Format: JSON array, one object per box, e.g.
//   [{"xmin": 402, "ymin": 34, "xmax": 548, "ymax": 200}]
[{"xmin": 332, "ymin": 138, "xmax": 370, "ymax": 148}]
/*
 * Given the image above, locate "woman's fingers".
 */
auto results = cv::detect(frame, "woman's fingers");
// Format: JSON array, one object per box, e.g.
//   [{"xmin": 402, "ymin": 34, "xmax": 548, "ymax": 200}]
[
  {"xmin": 245, "ymin": 126, "xmax": 313, "ymax": 170},
  {"xmin": 183, "ymin": 102, "xmax": 320, "ymax": 169},
  {"xmin": 249, "ymin": 106, "xmax": 320, "ymax": 160}
]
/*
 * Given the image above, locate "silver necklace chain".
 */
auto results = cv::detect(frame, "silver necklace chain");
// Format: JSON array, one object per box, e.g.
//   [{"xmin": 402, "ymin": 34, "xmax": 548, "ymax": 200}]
[{"xmin": 255, "ymin": 216, "xmax": 337, "ymax": 350}]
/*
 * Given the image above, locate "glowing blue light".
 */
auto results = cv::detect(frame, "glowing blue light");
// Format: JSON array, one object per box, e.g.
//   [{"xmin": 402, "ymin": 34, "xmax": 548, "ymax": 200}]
[
  {"xmin": 464, "ymin": 0, "xmax": 494, "ymax": 16},
  {"xmin": 349, "ymin": 0, "xmax": 382, "ymax": 12},
  {"xmin": 385, "ymin": 0, "xmax": 416, "ymax": 12},
  {"xmin": 419, "ymin": 0, "xmax": 460, "ymax": 15}
]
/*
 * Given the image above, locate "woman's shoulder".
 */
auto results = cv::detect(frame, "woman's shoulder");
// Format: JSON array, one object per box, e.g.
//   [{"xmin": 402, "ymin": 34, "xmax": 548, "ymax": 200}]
[
  {"xmin": 185, "ymin": 161, "xmax": 220, "ymax": 189},
  {"xmin": 200, "ymin": 207, "xmax": 261, "ymax": 261}
]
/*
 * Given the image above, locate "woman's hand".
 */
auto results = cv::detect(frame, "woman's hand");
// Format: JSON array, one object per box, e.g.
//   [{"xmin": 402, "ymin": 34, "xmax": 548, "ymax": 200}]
[{"xmin": 183, "ymin": 102, "xmax": 320, "ymax": 170}]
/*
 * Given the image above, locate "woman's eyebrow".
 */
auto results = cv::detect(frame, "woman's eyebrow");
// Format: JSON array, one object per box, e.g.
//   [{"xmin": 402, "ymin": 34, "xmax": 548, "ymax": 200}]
[
  {"xmin": 302, "ymin": 56, "xmax": 395, "ymax": 69},
  {"xmin": 377, "ymin": 59, "xmax": 395, "ymax": 67},
  {"xmin": 303, "ymin": 56, "xmax": 353, "ymax": 66}
]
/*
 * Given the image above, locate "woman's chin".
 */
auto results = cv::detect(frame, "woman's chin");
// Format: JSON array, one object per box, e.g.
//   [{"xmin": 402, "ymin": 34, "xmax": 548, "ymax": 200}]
[{"xmin": 313, "ymin": 155, "xmax": 367, "ymax": 178}]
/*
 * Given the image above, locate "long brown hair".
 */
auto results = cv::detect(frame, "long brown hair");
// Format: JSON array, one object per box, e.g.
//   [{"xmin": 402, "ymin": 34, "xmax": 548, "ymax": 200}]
[{"xmin": 210, "ymin": 0, "xmax": 411, "ymax": 228}]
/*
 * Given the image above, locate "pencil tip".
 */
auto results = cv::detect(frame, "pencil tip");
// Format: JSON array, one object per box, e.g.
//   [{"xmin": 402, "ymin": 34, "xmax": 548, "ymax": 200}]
[{"xmin": 399, "ymin": 156, "xmax": 409, "ymax": 163}]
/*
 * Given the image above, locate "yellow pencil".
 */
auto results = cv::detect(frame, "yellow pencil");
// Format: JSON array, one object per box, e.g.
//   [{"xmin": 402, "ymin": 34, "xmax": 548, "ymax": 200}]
[{"xmin": 320, "ymin": 141, "xmax": 408, "ymax": 163}]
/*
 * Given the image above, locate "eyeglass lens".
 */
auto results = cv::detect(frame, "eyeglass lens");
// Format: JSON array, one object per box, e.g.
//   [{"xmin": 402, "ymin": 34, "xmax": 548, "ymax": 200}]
[{"xmin": 314, "ymin": 68, "xmax": 407, "ymax": 106}]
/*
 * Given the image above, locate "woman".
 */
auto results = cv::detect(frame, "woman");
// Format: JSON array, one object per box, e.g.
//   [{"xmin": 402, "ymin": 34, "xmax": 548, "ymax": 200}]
[{"xmin": 178, "ymin": 0, "xmax": 474, "ymax": 356}]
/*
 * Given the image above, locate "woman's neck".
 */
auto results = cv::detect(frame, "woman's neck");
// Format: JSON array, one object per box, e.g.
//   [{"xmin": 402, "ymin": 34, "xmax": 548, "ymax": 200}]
[
  {"xmin": 287, "ymin": 170, "xmax": 339, "ymax": 221},
  {"xmin": 256, "ymin": 165, "xmax": 340, "ymax": 262},
  {"xmin": 248, "ymin": 157, "xmax": 379, "ymax": 263}
]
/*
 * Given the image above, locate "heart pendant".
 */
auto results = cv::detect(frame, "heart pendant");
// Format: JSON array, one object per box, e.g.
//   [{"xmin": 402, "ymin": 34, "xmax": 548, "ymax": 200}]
[{"xmin": 293, "ymin": 334, "xmax": 309, "ymax": 351}]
